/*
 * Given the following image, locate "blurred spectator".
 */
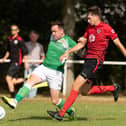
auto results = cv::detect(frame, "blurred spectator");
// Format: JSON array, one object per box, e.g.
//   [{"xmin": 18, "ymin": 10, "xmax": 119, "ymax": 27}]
[
  {"xmin": 0, "ymin": 24, "xmax": 28, "ymax": 98},
  {"xmin": 24, "ymin": 30, "xmax": 45, "ymax": 98}
]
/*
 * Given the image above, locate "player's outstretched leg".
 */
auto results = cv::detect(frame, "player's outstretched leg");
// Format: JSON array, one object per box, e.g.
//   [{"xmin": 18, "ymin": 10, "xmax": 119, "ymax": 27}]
[{"xmin": 1, "ymin": 83, "xmax": 32, "ymax": 109}]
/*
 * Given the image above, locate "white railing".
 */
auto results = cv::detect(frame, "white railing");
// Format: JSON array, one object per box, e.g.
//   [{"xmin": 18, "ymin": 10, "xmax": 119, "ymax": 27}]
[
  {"xmin": 1, "ymin": 59, "xmax": 126, "ymax": 65},
  {"xmin": 0, "ymin": 59, "xmax": 43, "ymax": 63}
]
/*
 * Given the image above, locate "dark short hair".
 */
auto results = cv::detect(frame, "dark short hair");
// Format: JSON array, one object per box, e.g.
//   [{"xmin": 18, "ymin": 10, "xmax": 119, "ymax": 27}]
[
  {"xmin": 51, "ymin": 20, "xmax": 64, "ymax": 29},
  {"xmin": 88, "ymin": 6, "xmax": 102, "ymax": 18},
  {"xmin": 30, "ymin": 30, "xmax": 39, "ymax": 35}
]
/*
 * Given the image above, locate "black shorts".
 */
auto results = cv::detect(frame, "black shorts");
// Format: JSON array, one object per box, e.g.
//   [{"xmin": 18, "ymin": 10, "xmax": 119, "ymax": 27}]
[
  {"xmin": 80, "ymin": 59, "xmax": 102, "ymax": 82},
  {"xmin": 7, "ymin": 62, "xmax": 21, "ymax": 77}
]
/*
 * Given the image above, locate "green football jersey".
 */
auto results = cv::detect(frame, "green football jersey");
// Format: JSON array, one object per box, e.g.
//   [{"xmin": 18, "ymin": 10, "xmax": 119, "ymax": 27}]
[{"xmin": 43, "ymin": 35, "xmax": 76, "ymax": 72}]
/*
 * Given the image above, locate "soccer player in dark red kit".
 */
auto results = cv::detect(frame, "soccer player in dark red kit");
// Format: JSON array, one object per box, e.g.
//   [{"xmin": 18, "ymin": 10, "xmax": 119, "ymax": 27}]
[
  {"xmin": 47, "ymin": 6, "xmax": 126, "ymax": 121},
  {"xmin": 0, "ymin": 25, "xmax": 28, "ymax": 98}
]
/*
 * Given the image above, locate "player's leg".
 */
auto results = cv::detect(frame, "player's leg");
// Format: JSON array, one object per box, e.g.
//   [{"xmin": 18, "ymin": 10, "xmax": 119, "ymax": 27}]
[
  {"xmin": 80, "ymin": 82, "xmax": 92, "ymax": 95},
  {"xmin": 89, "ymin": 85, "xmax": 115, "ymax": 94},
  {"xmin": 47, "ymin": 59, "xmax": 100, "ymax": 121},
  {"xmin": 15, "ymin": 74, "xmax": 42, "ymax": 102},
  {"xmin": 2, "ymin": 65, "xmax": 46, "ymax": 108},
  {"xmin": 50, "ymin": 88, "xmax": 60, "ymax": 105},
  {"xmin": 2, "ymin": 74, "xmax": 42, "ymax": 109},
  {"xmin": 58, "ymin": 75, "xmax": 87, "ymax": 117},
  {"xmin": 6, "ymin": 75, "xmax": 15, "ymax": 98},
  {"xmin": 49, "ymin": 88, "xmax": 75, "ymax": 119},
  {"xmin": 88, "ymin": 83, "xmax": 120, "ymax": 102},
  {"xmin": 47, "ymin": 69, "xmax": 88, "ymax": 121},
  {"xmin": 47, "ymin": 75, "xmax": 86, "ymax": 121},
  {"xmin": 57, "ymin": 60, "xmax": 98, "ymax": 118},
  {"xmin": 13, "ymin": 78, "xmax": 25, "ymax": 85},
  {"xmin": 46, "ymin": 67, "xmax": 75, "ymax": 120},
  {"xmin": 6, "ymin": 63, "xmax": 20, "ymax": 98}
]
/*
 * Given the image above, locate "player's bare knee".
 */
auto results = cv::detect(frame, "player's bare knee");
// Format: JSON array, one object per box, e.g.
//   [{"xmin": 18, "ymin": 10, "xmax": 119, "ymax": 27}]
[{"xmin": 26, "ymin": 74, "xmax": 42, "ymax": 86}]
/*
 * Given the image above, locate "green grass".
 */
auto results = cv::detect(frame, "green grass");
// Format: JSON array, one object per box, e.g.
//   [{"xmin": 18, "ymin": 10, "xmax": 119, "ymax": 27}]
[{"xmin": 0, "ymin": 97, "xmax": 126, "ymax": 126}]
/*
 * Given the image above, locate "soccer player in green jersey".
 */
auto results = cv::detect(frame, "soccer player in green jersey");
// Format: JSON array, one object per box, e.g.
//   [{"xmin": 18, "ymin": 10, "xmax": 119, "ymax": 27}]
[{"xmin": 2, "ymin": 20, "xmax": 76, "ymax": 119}]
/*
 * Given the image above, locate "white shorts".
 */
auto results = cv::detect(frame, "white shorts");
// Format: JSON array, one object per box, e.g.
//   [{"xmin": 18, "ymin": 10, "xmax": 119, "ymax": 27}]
[{"xmin": 32, "ymin": 64, "xmax": 63, "ymax": 90}]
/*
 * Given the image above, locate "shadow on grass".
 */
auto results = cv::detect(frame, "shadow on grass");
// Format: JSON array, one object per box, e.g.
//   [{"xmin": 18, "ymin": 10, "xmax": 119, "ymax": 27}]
[
  {"xmin": 9, "ymin": 116, "xmax": 51, "ymax": 121},
  {"xmin": 8, "ymin": 116, "xmax": 89, "ymax": 122},
  {"xmin": 8, "ymin": 116, "xmax": 116, "ymax": 122},
  {"xmin": 63, "ymin": 117, "xmax": 89, "ymax": 122}
]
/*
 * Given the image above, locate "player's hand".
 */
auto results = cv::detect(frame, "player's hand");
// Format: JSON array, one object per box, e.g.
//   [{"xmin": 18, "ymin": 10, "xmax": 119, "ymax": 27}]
[
  {"xmin": 78, "ymin": 37, "xmax": 85, "ymax": 43},
  {"xmin": 0, "ymin": 58, "xmax": 5, "ymax": 63},
  {"xmin": 60, "ymin": 51, "xmax": 69, "ymax": 63}
]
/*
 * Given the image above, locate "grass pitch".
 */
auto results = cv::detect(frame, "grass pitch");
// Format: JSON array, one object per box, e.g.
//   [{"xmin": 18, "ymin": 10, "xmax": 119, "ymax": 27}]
[{"xmin": 0, "ymin": 95, "xmax": 126, "ymax": 126}]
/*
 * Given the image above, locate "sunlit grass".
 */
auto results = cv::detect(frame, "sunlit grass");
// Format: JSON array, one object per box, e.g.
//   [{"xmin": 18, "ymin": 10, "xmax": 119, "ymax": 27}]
[{"xmin": 0, "ymin": 96, "xmax": 126, "ymax": 126}]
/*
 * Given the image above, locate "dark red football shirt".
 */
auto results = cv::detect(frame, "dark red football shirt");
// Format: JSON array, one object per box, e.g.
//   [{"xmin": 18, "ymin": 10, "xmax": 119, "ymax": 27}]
[{"xmin": 84, "ymin": 22, "xmax": 117, "ymax": 62}]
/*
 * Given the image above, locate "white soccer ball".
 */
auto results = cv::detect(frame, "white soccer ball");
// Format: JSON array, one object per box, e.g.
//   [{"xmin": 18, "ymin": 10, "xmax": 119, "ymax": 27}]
[{"xmin": 0, "ymin": 106, "xmax": 6, "ymax": 119}]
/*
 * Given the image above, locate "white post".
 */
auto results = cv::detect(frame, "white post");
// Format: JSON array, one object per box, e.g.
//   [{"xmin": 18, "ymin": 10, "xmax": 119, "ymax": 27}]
[{"xmin": 63, "ymin": 62, "xmax": 68, "ymax": 96}]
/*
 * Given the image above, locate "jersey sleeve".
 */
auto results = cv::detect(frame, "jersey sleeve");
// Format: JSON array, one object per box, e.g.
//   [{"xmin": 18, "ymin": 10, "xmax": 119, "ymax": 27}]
[{"xmin": 105, "ymin": 24, "xmax": 118, "ymax": 40}]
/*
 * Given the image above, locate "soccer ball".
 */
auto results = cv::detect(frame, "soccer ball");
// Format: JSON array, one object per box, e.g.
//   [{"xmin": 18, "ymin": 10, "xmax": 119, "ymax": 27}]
[{"xmin": 0, "ymin": 106, "xmax": 6, "ymax": 119}]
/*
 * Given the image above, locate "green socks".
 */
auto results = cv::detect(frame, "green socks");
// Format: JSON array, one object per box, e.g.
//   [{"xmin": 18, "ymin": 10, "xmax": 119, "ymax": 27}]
[
  {"xmin": 57, "ymin": 99, "xmax": 73, "ymax": 115},
  {"xmin": 15, "ymin": 84, "xmax": 31, "ymax": 103}
]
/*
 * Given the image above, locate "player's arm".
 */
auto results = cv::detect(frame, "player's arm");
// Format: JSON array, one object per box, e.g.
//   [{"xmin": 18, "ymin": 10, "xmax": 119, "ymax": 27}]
[
  {"xmin": 23, "ymin": 55, "xmax": 29, "ymax": 70},
  {"xmin": 68, "ymin": 37, "xmax": 87, "ymax": 53},
  {"xmin": 19, "ymin": 40, "xmax": 29, "ymax": 70},
  {"xmin": 0, "ymin": 39, "xmax": 10, "ymax": 63},
  {"xmin": 0, "ymin": 51, "xmax": 10, "ymax": 63},
  {"xmin": 60, "ymin": 37, "xmax": 87, "ymax": 62},
  {"xmin": 113, "ymin": 37, "xmax": 126, "ymax": 57}
]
